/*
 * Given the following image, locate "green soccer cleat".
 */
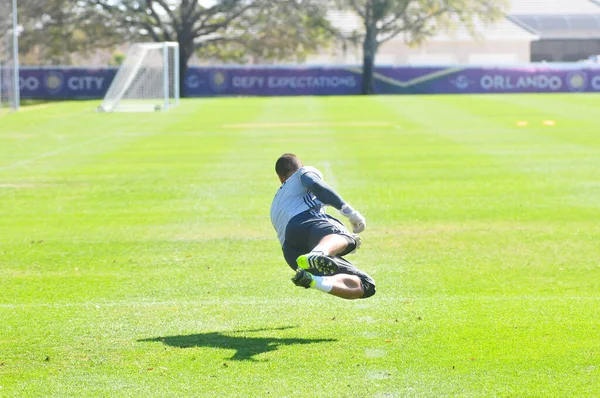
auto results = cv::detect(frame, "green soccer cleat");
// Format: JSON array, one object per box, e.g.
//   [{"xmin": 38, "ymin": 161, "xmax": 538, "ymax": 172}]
[
  {"xmin": 291, "ymin": 268, "xmax": 314, "ymax": 289},
  {"xmin": 296, "ymin": 253, "xmax": 338, "ymax": 275}
]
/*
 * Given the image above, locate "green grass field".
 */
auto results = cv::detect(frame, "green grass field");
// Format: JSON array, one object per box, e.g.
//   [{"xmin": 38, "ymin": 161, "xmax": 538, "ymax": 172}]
[{"xmin": 1, "ymin": 94, "xmax": 599, "ymax": 397}]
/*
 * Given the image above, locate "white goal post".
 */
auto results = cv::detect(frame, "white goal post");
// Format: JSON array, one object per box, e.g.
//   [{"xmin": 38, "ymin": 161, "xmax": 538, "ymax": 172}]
[
  {"xmin": 99, "ymin": 42, "xmax": 179, "ymax": 112},
  {"xmin": 0, "ymin": 0, "xmax": 20, "ymax": 113}
]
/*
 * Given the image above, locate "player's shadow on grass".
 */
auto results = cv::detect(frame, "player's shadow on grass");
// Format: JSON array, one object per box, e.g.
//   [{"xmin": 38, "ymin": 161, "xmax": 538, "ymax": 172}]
[{"xmin": 139, "ymin": 326, "xmax": 336, "ymax": 361}]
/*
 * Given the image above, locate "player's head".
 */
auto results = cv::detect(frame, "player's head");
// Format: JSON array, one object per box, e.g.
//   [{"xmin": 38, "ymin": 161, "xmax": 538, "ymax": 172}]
[{"xmin": 275, "ymin": 153, "xmax": 302, "ymax": 183}]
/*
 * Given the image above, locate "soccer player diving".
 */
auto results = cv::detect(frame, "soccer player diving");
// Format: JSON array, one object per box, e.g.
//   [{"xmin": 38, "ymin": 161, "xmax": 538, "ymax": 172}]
[{"xmin": 270, "ymin": 153, "xmax": 376, "ymax": 300}]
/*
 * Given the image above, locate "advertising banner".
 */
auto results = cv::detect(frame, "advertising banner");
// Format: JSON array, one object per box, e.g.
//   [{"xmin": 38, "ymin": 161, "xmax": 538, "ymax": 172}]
[
  {"xmin": 19, "ymin": 67, "xmax": 116, "ymax": 99},
  {"xmin": 184, "ymin": 67, "xmax": 360, "ymax": 97},
  {"xmin": 16, "ymin": 65, "xmax": 600, "ymax": 99}
]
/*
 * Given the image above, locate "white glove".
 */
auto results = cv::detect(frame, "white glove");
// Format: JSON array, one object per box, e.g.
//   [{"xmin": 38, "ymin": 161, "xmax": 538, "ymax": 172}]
[{"xmin": 340, "ymin": 204, "xmax": 366, "ymax": 234}]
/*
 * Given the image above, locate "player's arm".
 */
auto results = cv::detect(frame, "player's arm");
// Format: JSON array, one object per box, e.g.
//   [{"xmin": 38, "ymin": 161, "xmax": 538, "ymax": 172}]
[{"xmin": 300, "ymin": 172, "xmax": 366, "ymax": 233}]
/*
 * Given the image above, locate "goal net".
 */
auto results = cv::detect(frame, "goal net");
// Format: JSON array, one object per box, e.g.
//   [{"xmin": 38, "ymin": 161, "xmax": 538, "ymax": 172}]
[
  {"xmin": 99, "ymin": 42, "xmax": 179, "ymax": 112},
  {"xmin": 0, "ymin": 0, "xmax": 19, "ymax": 113}
]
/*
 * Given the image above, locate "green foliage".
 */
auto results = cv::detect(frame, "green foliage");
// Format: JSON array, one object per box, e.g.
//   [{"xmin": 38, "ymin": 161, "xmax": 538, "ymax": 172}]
[
  {"xmin": 11, "ymin": 0, "xmax": 333, "ymax": 67},
  {"xmin": 109, "ymin": 52, "xmax": 126, "ymax": 66},
  {"xmin": 197, "ymin": 2, "xmax": 334, "ymax": 64},
  {"xmin": 1, "ymin": 94, "xmax": 600, "ymax": 396},
  {"xmin": 0, "ymin": 1, "xmax": 11, "ymax": 38},
  {"xmin": 16, "ymin": 0, "xmax": 124, "ymax": 65},
  {"xmin": 88, "ymin": 0, "xmax": 332, "ymax": 64}
]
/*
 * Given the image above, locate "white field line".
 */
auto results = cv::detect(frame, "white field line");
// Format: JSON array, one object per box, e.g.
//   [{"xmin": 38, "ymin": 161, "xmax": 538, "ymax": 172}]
[
  {"xmin": 1, "ymin": 295, "xmax": 599, "ymax": 309},
  {"xmin": 0, "ymin": 133, "xmax": 118, "ymax": 171},
  {"xmin": 0, "ymin": 298, "xmax": 310, "ymax": 309},
  {"xmin": 0, "ymin": 126, "xmax": 155, "ymax": 172}
]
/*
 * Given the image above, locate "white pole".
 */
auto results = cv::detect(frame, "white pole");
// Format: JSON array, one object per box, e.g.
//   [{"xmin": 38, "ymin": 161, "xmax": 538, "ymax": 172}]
[
  {"xmin": 162, "ymin": 42, "xmax": 169, "ymax": 111},
  {"xmin": 174, "ymin": 43, "xmax": 179, "ymax": 107},
  {"xmin": 12, "ymin": 0, "xmax": 19, "ymax": 110},
  {"xmin": 0, "ymin": 62, "xmax": 3, "ymax": 113}
]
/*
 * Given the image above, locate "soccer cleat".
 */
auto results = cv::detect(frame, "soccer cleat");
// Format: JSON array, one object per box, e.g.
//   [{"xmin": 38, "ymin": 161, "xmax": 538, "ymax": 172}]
[
  {"xmin": 296, "ymin": 253, "xmax": 338, "ymax": 275},
  {"xmin": 291, "ymin": 268, "xmax": 314, "ymax": 289}
]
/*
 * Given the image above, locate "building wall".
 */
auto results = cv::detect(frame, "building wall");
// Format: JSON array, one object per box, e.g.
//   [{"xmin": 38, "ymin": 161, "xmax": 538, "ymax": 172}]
[
  {"xmin": 381, "ymin": 39, "xmax": 531, "ymax": 65},
  {"xmin": 305, "ymin": 39, "xmax": 532, "ymax": 66}
]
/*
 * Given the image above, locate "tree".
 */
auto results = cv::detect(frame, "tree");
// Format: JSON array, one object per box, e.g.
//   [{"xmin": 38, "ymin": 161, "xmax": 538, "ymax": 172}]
[
  {"xmin": 13, "ymin": 0, "xmax": 123, "ymax": 65},
  {"xmin": 0, "ymin": 2, "xmax": 10, "ymax": 38},
  {"xmin": 88, "ymin": 0, "xmax": 332, "ymax": 95},
  {"xmin": 197, "ymin": 1, "xmax": 333, "ymax": 64},
  {"xmin": 336, "ymin": 0, "xmax": 508, "ymax": 94}
]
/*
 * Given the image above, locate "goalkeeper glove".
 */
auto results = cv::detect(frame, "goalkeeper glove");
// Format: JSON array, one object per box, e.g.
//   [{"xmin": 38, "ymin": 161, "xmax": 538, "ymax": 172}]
[{"xmin": 340, "ymin": 204, "xmax": 366, "ymax": 234}]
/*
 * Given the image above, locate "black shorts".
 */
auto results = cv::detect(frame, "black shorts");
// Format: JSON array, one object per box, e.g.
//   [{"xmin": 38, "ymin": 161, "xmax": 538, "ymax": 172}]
[{"xmin": 282, "ymin": 210, "xmax": 376, "ymax": 299}]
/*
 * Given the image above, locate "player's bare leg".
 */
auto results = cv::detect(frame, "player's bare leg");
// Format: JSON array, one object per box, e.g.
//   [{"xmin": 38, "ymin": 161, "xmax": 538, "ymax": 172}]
[
  {"xmin": 328, "ymin": 274, "xmax": 364, "ymax": 299},
  {"xmin": 292, "ymin": 269, "xmax": 364, "ymax": 299},
  {"xmin": 310, "ymin": 234, "xmax": 350, "ymax": 256}
]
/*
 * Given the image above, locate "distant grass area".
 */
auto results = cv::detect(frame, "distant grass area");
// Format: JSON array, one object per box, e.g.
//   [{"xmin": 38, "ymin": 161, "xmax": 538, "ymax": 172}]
[
  {"xmin": 21, "ymin": 99, "xmax": 54, "ymax": 106},
  {"xmin": 1, "ymin": 95, "xmax": 599, "ymax": 397},
  {"xmin": 1, "ymin": 99, "xmax": 60, "ymax": 115}
]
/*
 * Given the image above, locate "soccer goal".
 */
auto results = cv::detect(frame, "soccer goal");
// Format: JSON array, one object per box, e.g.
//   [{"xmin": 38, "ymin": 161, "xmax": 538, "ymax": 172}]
[
  {"xmin": 0, "ymin": 0, "xmax": 20, "ymax": 113},
  {"xmin": 99, "ymin": 42, "xmax": 179, "ymax": 112}
]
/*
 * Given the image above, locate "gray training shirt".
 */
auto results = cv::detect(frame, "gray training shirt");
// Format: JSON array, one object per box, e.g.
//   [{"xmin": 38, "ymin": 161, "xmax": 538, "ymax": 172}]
[{"xmin": 270, "ymin": 166, "xmax": 346, "ymax": 246}]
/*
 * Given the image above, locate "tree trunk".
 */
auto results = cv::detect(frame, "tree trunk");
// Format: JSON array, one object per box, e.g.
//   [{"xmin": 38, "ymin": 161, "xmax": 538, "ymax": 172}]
[
  {"xmin": 178, "ymin": 42, "xmax": 193, "ymax": 98},
  {"xmin": 361, "ymin": 26, "xmax": 378, "ymax": 95}
]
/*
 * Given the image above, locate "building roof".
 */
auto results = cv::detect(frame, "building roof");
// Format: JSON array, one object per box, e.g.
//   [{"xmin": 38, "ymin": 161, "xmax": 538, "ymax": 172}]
[
  {"xmin": 428, "ymin": 17, "xmax": 539, "ymax": 42},
  {"xmin": 508, "ymin": 14, "xmax": 600, "ymax": 39},
  {"xmin": 508, "ymin": 0, "xmax": 600, "ymax": 15}
]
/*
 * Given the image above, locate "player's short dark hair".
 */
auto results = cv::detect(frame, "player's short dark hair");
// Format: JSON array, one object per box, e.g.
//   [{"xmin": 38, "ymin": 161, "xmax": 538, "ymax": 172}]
[{"xmin": 275, "ymin": 153, "xmax": 302, "ymax": 178}]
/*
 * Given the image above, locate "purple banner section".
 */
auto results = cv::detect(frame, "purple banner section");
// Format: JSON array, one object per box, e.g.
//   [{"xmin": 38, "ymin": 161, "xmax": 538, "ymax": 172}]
[
  {"xmin": 15, "ymin": 64, "xmax": 600, "ymax": 99},
  {"xmin": 185, "ymin": 67, "xmax": 360, "ymax": 96},
  {"xmin": 19, "ymin": 67, "xmax": 116, "ymax": 99},
  {"xmin": 373, "ymin": 66, "xmax": 600, "ymax": 94}
]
